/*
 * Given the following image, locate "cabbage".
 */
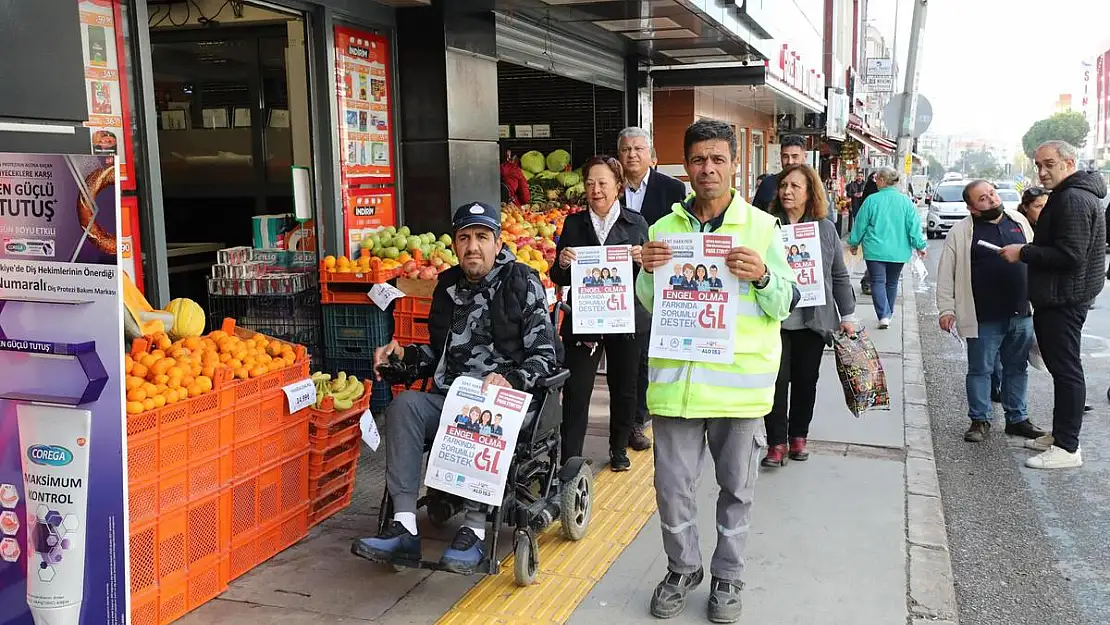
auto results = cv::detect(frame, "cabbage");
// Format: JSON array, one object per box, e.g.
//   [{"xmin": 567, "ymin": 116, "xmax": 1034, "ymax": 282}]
[
  {"xmin": 556, "ymin": 171, "xmax": 581, "ymax": 188},
  {"xmin": 566, "ymin": 182, "xmax": 585, "ymax": 200},
  {"xmin": 536, "ymin": 170, "xmax": 560, "ymax": 180},
  {"xmin": 522, "ymin": 170, "xmax": 534, "ymax": 181},
  {"xmin": 520, "ymin": 150, "xmax": 546, "ymax": 174},
  {"xmin": 546, "ymin": 149, "xmax": 571, "ymax": 172}
]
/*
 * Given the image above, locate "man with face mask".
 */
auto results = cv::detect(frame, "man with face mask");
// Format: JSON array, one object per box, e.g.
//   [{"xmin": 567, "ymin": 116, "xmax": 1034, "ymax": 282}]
[{"xmin": 936, "ymin": 180, "xmax": 1045, "ymax": 443}]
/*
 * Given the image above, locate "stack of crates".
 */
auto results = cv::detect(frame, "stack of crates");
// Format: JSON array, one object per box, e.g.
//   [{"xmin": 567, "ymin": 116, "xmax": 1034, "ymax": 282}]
[
  {"xmin": 128, "ymin": 325, "xmax": 313, "ymax": 625},
  {"xmin": 322, "ymin": 304, "xmax": 394, "ymax": 412},
  {"xmin": 390, "ymin": 279, "xmax": 434, "ymax": 395},
  {"xmin": 306, "ymin": 392, "xmax": 369, "ymax": 526}
]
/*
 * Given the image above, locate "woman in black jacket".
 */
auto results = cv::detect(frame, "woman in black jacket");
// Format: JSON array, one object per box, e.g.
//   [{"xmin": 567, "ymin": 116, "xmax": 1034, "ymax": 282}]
[{"xmin": 550, "ymin": 156, "xmax": 648, "ymax": 472}]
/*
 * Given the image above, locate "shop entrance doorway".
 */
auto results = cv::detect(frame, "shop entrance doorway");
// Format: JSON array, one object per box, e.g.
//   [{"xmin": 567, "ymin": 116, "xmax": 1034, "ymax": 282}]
[{"xmin": 147, "ymin": 0, "xmax": 314, "ymax": 303}]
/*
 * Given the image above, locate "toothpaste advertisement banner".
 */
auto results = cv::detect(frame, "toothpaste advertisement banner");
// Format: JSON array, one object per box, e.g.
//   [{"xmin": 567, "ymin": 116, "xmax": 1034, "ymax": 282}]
[
  {"xmin": 649, "ymin": 233, "xmax": 739, "ymax": 364},
  {"xmin": 781, "ymin": 222, "xmax": 825, "ymax": 307},
  {"xmin": 0, "ymin": 154, "xmax": 127, "ymax": 625},
  {"xmin": 424, "ymin": 377, "xmax": 532, "ymax": 507},
  {"xmin": 569, "ymin": 245, "xmax": 635, "ymax": 334}
]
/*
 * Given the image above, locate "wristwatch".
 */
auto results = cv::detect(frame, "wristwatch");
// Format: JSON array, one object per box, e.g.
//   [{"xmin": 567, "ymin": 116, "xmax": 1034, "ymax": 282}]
[{"xmin": 753, "ymin": 268, "xmax": 771, "ymax": 290}]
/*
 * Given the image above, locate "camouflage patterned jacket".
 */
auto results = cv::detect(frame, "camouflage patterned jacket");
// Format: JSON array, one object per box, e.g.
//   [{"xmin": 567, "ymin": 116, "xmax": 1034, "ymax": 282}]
[{"xmin": 402, "ymin": 246, "xmax": 558, "ymax": 393}]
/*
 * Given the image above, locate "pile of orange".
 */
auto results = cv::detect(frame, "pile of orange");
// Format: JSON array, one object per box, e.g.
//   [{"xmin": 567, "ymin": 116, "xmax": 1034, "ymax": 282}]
[{"xmin": 124, "ymin": 330, "xmax": 297, "ymax": 415}]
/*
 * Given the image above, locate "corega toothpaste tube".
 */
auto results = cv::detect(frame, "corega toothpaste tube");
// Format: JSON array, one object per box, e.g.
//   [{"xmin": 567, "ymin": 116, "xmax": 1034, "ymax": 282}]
[{"xmin": 18, "ymin": 403, "xmax": 92, "ymax": 625}]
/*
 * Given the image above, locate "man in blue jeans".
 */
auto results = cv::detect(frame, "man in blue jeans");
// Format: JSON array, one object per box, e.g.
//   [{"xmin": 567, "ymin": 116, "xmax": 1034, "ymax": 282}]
[{"xmin": 936, "ymin": 180, "xmax": 1047, "ymax": 442}]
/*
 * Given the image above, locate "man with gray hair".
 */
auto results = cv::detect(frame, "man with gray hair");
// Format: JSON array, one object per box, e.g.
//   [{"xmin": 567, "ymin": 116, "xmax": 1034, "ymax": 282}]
[
  {"xmin": 618, "ymin": 126, "xmax": 688, "ymax": 451},
  {"xmin": 999, "ymin": 140, "xmax": 1106, "ymax": 469}
]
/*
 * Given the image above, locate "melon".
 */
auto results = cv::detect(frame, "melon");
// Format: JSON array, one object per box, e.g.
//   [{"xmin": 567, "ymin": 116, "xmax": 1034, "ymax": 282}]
[{"xmin": 163, "ymin": 298, "xmax": 206, "ymax": 340}]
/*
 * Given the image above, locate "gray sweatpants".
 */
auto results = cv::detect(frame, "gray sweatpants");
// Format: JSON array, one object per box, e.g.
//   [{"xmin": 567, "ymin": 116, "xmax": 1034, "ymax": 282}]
[
  {"xmin": 385, "ymin": 391, "xmax": 485, "ymax": 528},
  {"xmin": 653, "ymin": 416, "xmax": 766, "ymax": 582}
]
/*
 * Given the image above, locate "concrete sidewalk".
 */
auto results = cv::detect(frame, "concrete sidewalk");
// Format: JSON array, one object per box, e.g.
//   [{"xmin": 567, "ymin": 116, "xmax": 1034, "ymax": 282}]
[{"xmin": 567, "ymin": 262, "xmax": 960, "ymax": 625}]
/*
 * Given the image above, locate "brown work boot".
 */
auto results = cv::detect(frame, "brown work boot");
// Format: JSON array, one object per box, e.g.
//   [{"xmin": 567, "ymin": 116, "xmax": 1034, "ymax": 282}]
[
  {"xmin": 761, "ymin": 444, "xmax": 787, "ymax": 467},
  {"xmin": 964, "ymin": 420, "xmax": 990, "ymax": 443},
  {"xmin": 628, "ymin": 422, "xmax": 652, "ymax": 451}
]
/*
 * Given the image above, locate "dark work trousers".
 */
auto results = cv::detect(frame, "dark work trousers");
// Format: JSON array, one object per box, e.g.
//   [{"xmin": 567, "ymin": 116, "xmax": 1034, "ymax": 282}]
[
  {"xmin": 764, "ymin": 329, "xmax": 828, "ymax": 446},
  {"xmin": 636, "ymin": 332, "xmax": 650, "ymax": 426},
  {"xmin": 561, "ymin": 335, "xmax": 641, "ymax": 459},
  {"xmin": 1033, "ymin": 304, "xmax": 1090, "ymax": 453}
]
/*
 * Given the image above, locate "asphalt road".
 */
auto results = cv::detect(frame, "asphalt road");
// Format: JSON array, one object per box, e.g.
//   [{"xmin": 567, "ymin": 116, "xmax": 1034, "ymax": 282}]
[{"xmin": 913, "ymin": 238, "xmax": 1110, "ymax": 625}]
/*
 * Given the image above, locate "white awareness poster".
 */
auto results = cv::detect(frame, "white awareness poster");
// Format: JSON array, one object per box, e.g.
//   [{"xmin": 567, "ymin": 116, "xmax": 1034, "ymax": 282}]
[
  {"xmin": 424, "ymin": 377, "xmax": 532, "ymax": 506},
  {"xmin": 782, "ymin": 222, "xmax": 826, "ymax": 307},
  {"xmin": 649, "ymin": 233, "xmax": 739, "ymax": 364},
  {"xmin": 570, "ymin": 245, "xmax": 636, "ymax": 334}
]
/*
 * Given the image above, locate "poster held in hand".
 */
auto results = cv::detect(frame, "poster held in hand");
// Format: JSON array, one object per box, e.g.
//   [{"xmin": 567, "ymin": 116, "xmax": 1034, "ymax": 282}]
[
  {"xmin": 424, "ymin": 377, "xmax": 532, "ymax": 506},
  {"xmin": 649, "ymin": 233, "xmax": 738, "ymax": 364},
  {"xmin": 782, "ymin": 223, "xmax": 825, "ymax": 307},
  {"xmin": 570, "ymin": 245, "xmax": 635, "ymax": 334}
]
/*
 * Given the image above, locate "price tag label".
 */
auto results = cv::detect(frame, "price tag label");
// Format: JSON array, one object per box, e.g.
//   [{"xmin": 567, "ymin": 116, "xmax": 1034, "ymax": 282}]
[
  {"xmin": 368, "ymin": 283, "xmax": 406, "ymax": 311},
  {"xmin": 360, "ymin": 409, "xmax": 381, "ymax": 451},
  {"xmin": 282, "ymin": 378, "xmax": 316, "ymax": 414}
]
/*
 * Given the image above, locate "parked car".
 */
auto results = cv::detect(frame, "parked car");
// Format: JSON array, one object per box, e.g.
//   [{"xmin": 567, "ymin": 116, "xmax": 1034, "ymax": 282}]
[
  {"xmin": 925, "ymin": 182, "xmax": 969, "ymax": 238},
  {"xmin": 998, "ymin": 188, "xmax": 1021, "ymax": 211}
]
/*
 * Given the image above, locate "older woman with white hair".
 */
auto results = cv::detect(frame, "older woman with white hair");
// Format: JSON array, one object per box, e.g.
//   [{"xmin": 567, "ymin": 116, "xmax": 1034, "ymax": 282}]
[{"xmin": 846, "ymin": 167, "xmax": 928, "ymax": 328}]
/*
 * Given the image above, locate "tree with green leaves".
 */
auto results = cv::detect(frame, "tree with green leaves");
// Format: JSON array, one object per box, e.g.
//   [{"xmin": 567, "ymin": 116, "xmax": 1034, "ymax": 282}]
[
  {"xmin": 953, "ymin": 148, "xmax": 1001, "ymax": 180},
  {"xmin": 1022, "ymin": 111, "xmax": 1090, "ymax": 158},
  {"xmin": 924, "ymin": 154, "xmax": 946, "ymax": 180}
]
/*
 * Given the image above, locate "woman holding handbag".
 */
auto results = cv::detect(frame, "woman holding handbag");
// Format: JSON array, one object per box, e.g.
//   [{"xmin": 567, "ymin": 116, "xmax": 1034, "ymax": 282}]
[
  {"xmin": 762, "ymin": 164, "xmax": 858, "ymax": 467},
  {"xmin": 550, "ymin": 156, "xmax": 649, "ymax": 472}
]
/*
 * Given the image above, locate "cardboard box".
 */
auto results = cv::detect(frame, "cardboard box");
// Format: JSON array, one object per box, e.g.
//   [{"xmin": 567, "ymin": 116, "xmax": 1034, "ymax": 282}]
[{"xmin": 397, "ymin": 277, "xmax": 436, "ymax": 298}]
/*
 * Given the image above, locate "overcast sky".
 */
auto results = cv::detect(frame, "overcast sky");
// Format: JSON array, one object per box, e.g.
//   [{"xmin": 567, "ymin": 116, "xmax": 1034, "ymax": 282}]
[{"xmin": 866, "ymin": 0, "xmax": 1110, "ymax": 145}]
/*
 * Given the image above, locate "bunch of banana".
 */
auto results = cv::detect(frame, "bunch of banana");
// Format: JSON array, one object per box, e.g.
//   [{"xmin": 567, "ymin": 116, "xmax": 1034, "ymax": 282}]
[{"xmin": 310, "ymin": 371, "xmax": 366, "ymax": 410}]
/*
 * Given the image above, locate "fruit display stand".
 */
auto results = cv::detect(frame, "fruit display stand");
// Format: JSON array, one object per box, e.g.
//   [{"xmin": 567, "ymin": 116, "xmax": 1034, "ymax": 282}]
[{"xmin": 127, "ymin": 320, "xmax": 314, "ymax": 625}]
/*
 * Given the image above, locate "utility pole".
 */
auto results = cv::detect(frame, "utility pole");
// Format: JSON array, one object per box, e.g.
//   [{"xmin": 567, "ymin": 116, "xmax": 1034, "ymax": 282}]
[{"xmin": 895, "ymin": 0, "xmax": 928, "ymax": 192}]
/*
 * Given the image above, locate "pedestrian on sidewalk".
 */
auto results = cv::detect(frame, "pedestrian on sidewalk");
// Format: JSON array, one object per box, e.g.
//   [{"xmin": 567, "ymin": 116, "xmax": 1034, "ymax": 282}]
[
  {"xmin": 857, "ymin": 172, "xmax": 880, "ymax": 295},
  {"xmin": 636, "ymin": 119, "xmax": 795, "ymax": 623},
  {"xmin": 552, "ymin": 156, "xmax": 649, "ymax": 472},
  {"xmin": 762, "ymin": 164, "xmax": 857, "ymax": 467},
  {"xmin": 617, "ymin": 126, "xmax": 688, "ymax": 452},
  {"xmin": 936, "ymin": 179, "xmax": 1046, "ymax": 443},
  {"xmin": 752, "ymin": 134, "xmax": 807, "ymax": 211},
  {"xmin": 999, "ymin": 141, "xmax": 1107, "ymax": 469},
  {"xmin": 846, "ymin": 167, "xmax": 928, "ymax": 328}
]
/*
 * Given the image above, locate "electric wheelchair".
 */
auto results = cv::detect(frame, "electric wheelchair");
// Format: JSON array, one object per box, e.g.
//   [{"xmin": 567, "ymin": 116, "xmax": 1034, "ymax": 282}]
[{"xmin": 359, "ymin": 343, "xmax": 594, "ymax": 586}]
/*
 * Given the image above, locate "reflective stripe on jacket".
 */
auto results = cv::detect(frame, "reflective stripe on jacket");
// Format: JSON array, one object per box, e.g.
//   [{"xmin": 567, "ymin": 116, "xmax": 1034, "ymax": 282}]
[{"xmin": 635, "ymin": 190, "xmax": 796, "ymax": 419}]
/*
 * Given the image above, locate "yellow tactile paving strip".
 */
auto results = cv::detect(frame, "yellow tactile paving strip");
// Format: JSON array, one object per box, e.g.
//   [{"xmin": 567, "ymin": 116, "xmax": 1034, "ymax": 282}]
[{"xmin": 435, "ymin": 440, "xmax": 657, "ymax": 625}]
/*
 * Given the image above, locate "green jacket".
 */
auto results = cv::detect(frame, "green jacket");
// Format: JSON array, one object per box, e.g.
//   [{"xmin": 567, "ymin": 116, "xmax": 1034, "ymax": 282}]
[
  {"xmin": 635, "ymin": 191, "xmax": 795, "ymax": 419},
  {"xmin": 847, "ymin": 186, "xmax": 927, "ymax": 262}
]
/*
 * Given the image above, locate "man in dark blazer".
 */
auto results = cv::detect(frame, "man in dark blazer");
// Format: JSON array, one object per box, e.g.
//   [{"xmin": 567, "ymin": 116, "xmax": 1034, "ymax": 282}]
[{"xmin": 617, "ymin": 127, "xmax": 688, "ymax": 451}]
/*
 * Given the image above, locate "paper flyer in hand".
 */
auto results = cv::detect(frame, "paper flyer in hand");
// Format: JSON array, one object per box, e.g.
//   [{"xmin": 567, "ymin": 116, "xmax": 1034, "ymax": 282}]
[
  {"xmin": 649, "ymin": 233, "xmax": 738, "ymax": 364},
  {"xmin": 569, "ymin": 245, "xmax": 635, "ymax": 334},
  {"xmin": 424, "ymin": 377, "xmax": 532, "ymax": 506},
  {"xmin": 782, "ymin": 222, "xmax": 825, "ymax": 307}
]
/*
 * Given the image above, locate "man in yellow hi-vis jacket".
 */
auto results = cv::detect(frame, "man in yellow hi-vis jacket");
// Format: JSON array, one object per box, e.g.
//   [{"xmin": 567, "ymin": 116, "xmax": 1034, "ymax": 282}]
[{"xmin": 635, "ymin": 119, "xmax": 795, "ymax": 624}]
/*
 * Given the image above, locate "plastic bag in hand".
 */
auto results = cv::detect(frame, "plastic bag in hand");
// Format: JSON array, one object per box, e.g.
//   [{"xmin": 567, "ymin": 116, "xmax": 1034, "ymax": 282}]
[
  {"xmin": 832, "ymin": 329, "xmax": 891, "ymax": 417},
  {"xmin": 911, "ymin": 256, "xmax": 929, "ymax": 281}
]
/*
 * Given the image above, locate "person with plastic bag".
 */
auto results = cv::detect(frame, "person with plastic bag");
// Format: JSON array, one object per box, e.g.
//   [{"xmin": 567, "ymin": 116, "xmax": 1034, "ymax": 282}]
[
  {"xmin": 761, "ymin": 164, "xmax": 857, "ymax": 467},
  {"xmin": 847, "ymin": 167, "xmax": 928, "ymax": 328},
  {"xmin": 935, "ymin": 180, "xmax": 1046, "ymax": 443}
]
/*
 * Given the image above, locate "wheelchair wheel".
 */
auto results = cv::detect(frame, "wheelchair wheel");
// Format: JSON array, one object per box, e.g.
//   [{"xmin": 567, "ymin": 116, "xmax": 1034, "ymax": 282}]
[
  {"xmin": 513, "ymin": 531, "xmax": 538, "ymax": 586},
  {"xmin": 560, "ymin": 462, "xmax": 593, "ymax": 541}
]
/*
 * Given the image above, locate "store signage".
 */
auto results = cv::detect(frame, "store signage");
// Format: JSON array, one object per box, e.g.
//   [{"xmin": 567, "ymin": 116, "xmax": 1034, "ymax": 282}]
[
  {"xmin": 825, "ymin": 90, "xmax": 849, "ymax": 141},
  {"xmin": 865, "ymin": 58, "xmax": 894, "ymax": 92},
  {"xmin": 78, "ymin": 0, "xmax": 134, "ymax": 190},
  {"xmin": 283, "ymin": 378, "xmax": 317, "ymax": 414},
  {"xmin": 771, "ymin": 44, "xmax": 825, "ymax": 104},
  {"xmin": 0, "ymin": 153, "xmax": 128, "ymax": 625},
  {"xmin": 343, "ymin": 187, "xmax": 397, "ymax": 259},
  {"xmin": 532, "ymin": 124, "xmax": 551, "ymax": 138},
  {"xmin": 515, "ymin": 125, "xmax": 534, "ymax": 138},
  {"xmin": 498, "ymin": 125, "xmax": 510, "ymax": 139},
  {"xmin": 334, "ymin": 27, "xmax": 394, "ymax": 183}
]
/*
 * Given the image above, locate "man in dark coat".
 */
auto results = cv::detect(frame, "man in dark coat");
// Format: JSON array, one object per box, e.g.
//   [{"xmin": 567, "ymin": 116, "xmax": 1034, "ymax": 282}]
[
  {"xmin": 617, "ymin": 127, "xmax": 688, "ymax": 451},
  {"xmin": 1000, "ymin": 140, "xmax": 1107, "ymax": 470},
  {"xmin": 751, "ymin": 134, "xmax": 808, "ymax": 211}
]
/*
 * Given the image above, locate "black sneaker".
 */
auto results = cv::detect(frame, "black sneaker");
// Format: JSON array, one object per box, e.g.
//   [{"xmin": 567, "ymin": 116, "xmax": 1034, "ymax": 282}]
[
  {"xmin": 1004, "ymin": 419, "xmax": 1047, "ymax": 439},
  {"xmin": 610, "ymin": 452, "xmax": 631, "ymax": 472},
  {"xmin": 964, "ymin": 421, "xmax": 990, "ymax": 443},
  {"xmin": 650, "ymin": 568, "xmax": 704, "ymax": 619},
  {"xmin": 708, "ymin": 578, "xmax": 744, "ymax": 624}
]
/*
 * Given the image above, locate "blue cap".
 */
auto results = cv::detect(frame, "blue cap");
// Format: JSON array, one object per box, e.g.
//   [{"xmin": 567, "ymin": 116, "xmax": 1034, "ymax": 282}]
[{"xmin": 452, "ymin": 201, "xmax": 501, "ymax": 233}]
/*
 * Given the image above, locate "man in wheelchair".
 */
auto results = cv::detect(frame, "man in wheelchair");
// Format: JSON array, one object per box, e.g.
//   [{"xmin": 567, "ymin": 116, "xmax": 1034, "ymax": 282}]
[{"xmin": 355, "ymin": 201, "xmax": 559, "ymax": 575}]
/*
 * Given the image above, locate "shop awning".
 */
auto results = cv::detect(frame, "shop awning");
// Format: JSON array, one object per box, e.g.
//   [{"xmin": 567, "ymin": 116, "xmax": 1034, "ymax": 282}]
[
  {"xmin": 847, "ymin": 128, "xmax": 896, "ymax": 155},
  {"xmin": 763, "ymin": 72, "xmax": 826, "ymax": 115}
]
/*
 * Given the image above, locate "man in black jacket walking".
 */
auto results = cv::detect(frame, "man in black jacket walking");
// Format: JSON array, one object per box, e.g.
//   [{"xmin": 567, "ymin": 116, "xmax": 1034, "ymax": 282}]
[
  {"xmin": 618, "ymin": 127, "xmax": 688, "ymax": 451},
  {"xmin": 1000, "ymin": 140, "xmax": 1106, "ymax": 469}
]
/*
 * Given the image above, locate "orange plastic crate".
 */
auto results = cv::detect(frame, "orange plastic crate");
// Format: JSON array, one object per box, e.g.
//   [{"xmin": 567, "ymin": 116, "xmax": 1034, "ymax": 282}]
[
  {"xmin": 309, "ymin": 481, "xmax": 353, "ymax": 527},
  {"xmin": 129, "ymin": 474, "xmax": 162, "ymax": 526},
  {"xmin": 228, "ymin": 504, "xmax": 309, "ymax": 582},
  {"xmin": 319, "ymin": 259, "xmax": 401, "ymax": 284},
  {"xmin": 129, "ymin": 510, "xmax": 187, "ymax": 596},
  {"xmin": 186, "ymin": 489, "xmax": 231, "ymax": 566},
  {"xmin": 186, "ymin": 552, "xmax": 229, "ymax": 612},
  {"xmin": 130, "ymin": 587, "xmax": 159, "ymax": 625},
  {"xmin": 308, "ymin": 456, "xmax": 358, "ymax": 500},
  {"xmin": 308, "ymin": 429, "xmax": 360, "ymax": 474},
  {"xmin": 186, "ymin": 408, "xmax": 234, "ymax": 463},
  {"xmin": 229, "ymin": 475, "xmax": 258, "ymax": 543},
  {"xmin": 229, "ymin": 452, "xmax": 309, "ymax": 543},
  {"xmin": 258, "ymin": 418, "xmax": 310, "ymax": 470},
  {"xmin": 157, "ymin": 574, "xmax": 189, "ymax": 625},
  {"xmin": 125, "ymin": 367, "xmax": 235, "ymax": 440},
  {"xmin": 307, "ymin": 392, "xmax": 370, "ymax": 430},
  {"xmin": 392, "ymin": 295, "xmax": 432, "ymax": 345},
  {"xmin": 309, "ymin": 421, "xmax": 360, "ymax": 453}
]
